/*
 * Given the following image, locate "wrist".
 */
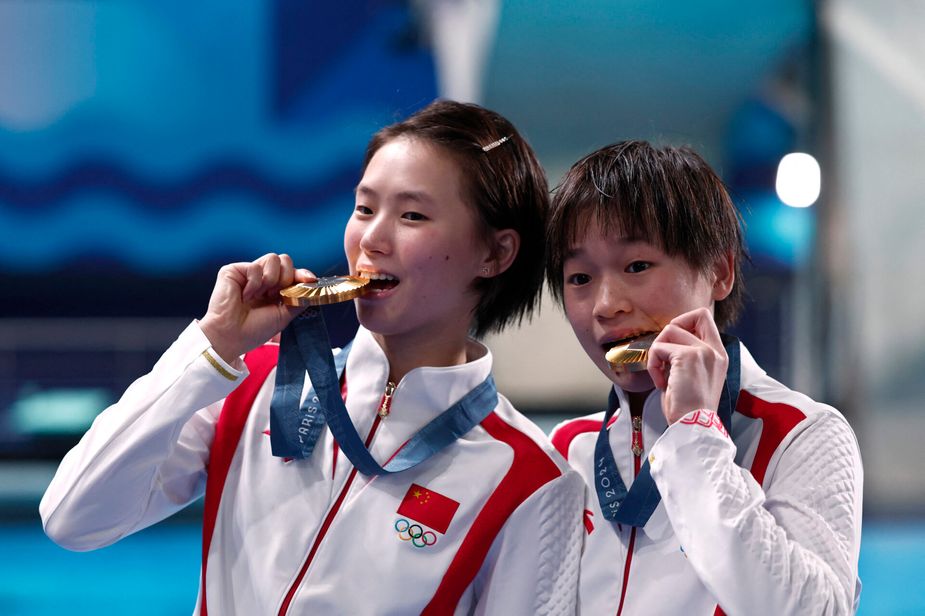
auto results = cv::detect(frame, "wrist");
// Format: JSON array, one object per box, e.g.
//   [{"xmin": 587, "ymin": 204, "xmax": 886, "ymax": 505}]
[{"xmin": 198, "ymin": 317, "xmax": 242, "ymax": 364}]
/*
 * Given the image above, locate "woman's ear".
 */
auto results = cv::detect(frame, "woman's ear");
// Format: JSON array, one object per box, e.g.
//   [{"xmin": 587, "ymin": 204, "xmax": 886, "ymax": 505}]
[
  {"xmin": 711, "ymin": 250, "xmax": 735, "ymax": 301},
  {"xmin": 480, "ymin": 229, "xmax": 520, "ymax": 278}
]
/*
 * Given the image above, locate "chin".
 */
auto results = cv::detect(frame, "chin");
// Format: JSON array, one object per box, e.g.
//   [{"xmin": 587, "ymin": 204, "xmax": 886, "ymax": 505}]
[
  {"xmin": 606, "ymin": 368, "xmax": 655, "ymax": 393},
  {"xmin": 355, "ymin": 313, "xmax": 391, "ymax": 337},
  {"xmin": 357, "ymin": 311, "xmax": 417, "ymax": 340}
]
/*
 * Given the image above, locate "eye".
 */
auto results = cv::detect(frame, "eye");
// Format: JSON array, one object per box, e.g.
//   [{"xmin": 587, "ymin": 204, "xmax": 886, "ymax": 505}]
[
  {"xmin": 566, "ymin": 272, "xmax": 592, "ymax": 286},
  {"xmin": 355, "ymin": 205, "xmax": 373, "ymax": 216},
  {"xmin": 401, "ymin": 211, "xmax": 428, "ymax": 221},
  {"xmin": 625, "ymin": 261, "xmax": 651, "ymax": 274}
]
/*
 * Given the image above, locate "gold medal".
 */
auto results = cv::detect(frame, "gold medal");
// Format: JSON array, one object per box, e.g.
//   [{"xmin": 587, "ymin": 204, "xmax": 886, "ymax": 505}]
[
  {"xmin": 605, "ymin": 332, "xmax": 658, "ymax": 373},
  {"xmin": 279, "ymin": 275, "xmax": 370, "ymax": 307}
]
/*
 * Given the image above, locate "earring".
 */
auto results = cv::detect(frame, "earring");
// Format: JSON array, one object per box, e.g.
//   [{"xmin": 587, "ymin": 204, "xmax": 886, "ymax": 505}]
[{"xmin": 481, "ymin": 266, "xmax": 490, "ymax": 276}]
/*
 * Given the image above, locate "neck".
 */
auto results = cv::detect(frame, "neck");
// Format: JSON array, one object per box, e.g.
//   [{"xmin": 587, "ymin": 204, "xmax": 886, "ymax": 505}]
[
  {"xmin": 373, "ymin": 327, "xmax": 472, "ymax": 384},
  {"xmin": 627, "ymin": 389, "xmax": 653, "ymax": 417}
]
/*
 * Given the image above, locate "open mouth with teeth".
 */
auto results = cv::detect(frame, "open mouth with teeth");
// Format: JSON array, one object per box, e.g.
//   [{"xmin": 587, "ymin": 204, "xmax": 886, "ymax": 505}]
[{"xmin": 358, "ymin": 271, "xmax": 400, "ymax": 292}]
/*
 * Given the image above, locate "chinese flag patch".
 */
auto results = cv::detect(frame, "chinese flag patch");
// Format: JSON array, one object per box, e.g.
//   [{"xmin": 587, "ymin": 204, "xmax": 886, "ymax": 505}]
[{"xmin": 396, "ymin": 483, "xmax": 460, "ymax": 534}]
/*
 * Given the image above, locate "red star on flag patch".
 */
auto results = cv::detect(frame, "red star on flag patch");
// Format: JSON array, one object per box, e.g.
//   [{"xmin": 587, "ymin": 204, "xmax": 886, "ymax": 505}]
[{"xmin": 396, "ymin": 483, "xmax": 460, "ymax": 534}]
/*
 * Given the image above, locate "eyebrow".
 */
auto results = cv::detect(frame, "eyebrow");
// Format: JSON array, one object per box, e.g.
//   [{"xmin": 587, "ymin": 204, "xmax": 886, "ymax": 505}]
[
  {"xmin": 564, "ymin": 247, "xmax": 584, "ymax": 261},
  {"xmin": 563, "ymin": 236, "xmax": 650, "ymax": 261},
  {"xmin": 354, "ymin": 185, "xmax": 435, "ymax": 205}
]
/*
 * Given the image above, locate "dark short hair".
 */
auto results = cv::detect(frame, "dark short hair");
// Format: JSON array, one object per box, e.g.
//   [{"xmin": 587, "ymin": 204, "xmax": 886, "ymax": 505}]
[
  {"xmin": 363, "ymin": 100, "xmax": 550, "ymax": 337},
  {"xmin": 546, "ymin": 140, "xmax": 747, "ymax": 329}
]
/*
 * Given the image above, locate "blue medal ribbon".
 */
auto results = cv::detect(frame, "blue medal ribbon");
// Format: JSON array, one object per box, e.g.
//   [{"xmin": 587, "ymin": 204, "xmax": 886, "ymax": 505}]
[
  {"xmin": 269, "ymin": 308, "xmax": 498, "ymax": 475},
  {"xmin": 594, "ymin": 335, "xmax": 741, "ymax": 526},
  {"xmin": 269, "ymin": 308, "xmax": 350, "ymax": 461}
]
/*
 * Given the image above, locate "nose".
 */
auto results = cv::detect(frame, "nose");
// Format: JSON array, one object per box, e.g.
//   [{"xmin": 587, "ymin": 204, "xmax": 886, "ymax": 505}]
[
  {"xmin": 358, "ymin": 214, "xmax": 391, "ymax": 255},
  {"xmin": 592, "ymin": 275, "xmax": 631, "ymax": 320}
]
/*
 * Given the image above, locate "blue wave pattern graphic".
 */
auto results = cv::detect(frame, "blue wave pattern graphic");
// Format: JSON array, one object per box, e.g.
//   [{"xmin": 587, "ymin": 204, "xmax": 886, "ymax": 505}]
[
  {"xmin": 0, "ymin": 160, "xmax": 360, "ymax": 210},
  {"xmin": 0, "ymin": 196, "xmax": 353, "ymax": 274},
  {"xmin": 0, "ymin": 0, "xmax": 436, "ymax": 276}
]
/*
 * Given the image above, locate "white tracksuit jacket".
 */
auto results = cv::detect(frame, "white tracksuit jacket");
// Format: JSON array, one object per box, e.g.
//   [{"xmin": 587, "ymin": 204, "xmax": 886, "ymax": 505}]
[
  {"xmin": 551, "ymin": 342, "xmax": 863, "ymax": 616},
  {"xmin": 41, "ymin": 322, "xmax": 585, "ymax": 615}
]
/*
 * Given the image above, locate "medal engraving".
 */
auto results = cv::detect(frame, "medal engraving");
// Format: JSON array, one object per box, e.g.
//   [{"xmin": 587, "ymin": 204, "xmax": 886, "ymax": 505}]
[{"xmin": 280, "ymin": 275, "xmax": 370, "ymax": 306}]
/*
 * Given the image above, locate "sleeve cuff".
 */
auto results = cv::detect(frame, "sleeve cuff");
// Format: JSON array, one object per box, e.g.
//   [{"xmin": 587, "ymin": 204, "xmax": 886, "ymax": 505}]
[
  {"xmin": 648, "ymin": 409, "xmax": 733, "ymax": 474},
  {"xmin": 187, "ymin": 320, "xmax": 247, "ymax": 381},
  {"xmin": 201, "ymin": 347, "xmax": 244, "ymax": 381}
]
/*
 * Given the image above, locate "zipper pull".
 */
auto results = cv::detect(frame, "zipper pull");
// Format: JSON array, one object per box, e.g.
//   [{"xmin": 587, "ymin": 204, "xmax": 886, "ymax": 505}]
[
  {"xmin": 631, "ymin": 415, "xmax": 643, "ymax": 457},
  {"xmin": 378, "ymin": 381, "xmax": 396, "ymax": 418}
]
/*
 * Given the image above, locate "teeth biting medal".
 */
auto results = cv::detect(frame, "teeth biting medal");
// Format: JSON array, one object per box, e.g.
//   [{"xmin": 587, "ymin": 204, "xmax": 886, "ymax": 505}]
[
  {"xmin": 280, "ymin": 275, "xmax": 371, "ymax": 306},
  {"xmin": 605, "ymin": 332, "xmax": 658, "ymax": 372}
]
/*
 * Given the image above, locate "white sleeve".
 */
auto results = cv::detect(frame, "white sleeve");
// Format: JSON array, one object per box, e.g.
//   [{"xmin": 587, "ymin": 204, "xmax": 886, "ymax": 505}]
[
  {"xmin": 470, "ymin": 470, "xmax": 585, "ymax": 616},
  {"xmin": 648, "ymin": 410, "xmax": 863, "ymax": 616},
  {"xmin": 39, "ymin": 321, "xmax": 247, "ymax": 552}
]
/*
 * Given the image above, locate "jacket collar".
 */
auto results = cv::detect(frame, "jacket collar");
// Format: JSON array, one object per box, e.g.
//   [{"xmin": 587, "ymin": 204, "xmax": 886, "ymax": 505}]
[{"xmin": 344, "ymin": 326, "xmax": 494, "ymax": 451}]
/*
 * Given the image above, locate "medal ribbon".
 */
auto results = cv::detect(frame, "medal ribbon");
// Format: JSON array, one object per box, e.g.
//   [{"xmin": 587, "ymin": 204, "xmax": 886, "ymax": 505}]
[
  {"xmin": 594, "ymin": 335, "xmax": 741, "ymax": 526},
  {"xmin": 269, "ymin": 308, "xmax": 498, "ymax": 475}
]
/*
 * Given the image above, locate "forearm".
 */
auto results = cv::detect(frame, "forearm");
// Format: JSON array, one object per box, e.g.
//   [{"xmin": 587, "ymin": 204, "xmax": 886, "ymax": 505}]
[
  {"xmin": 649, "ymin": 411, "xmax": 862, "ymax": 615},
  {"xmin": 40, "ymin": 322, "xmax": 244, "ymax": 550}
]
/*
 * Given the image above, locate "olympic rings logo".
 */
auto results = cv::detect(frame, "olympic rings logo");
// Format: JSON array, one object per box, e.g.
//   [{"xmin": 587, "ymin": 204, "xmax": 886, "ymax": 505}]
[{"xmin": 394, "ymin": 518, "xmax": 437, "ymax": 548}]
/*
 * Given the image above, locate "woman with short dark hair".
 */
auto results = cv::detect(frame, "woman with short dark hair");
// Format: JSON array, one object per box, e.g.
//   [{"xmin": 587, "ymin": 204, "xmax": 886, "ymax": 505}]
[
  {"xmin": 41, "ymin": 101, "xmax": 584, "ymax": 615},
  {"xmin": 549, "ymin": 140, "xmax": 862, "ymax": 615}
]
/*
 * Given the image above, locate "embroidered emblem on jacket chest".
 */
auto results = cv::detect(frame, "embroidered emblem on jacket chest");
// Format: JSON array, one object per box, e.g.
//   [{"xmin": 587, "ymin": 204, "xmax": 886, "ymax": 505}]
[{"xmin": 394, "ymin": 483, "xmax": 460, "ymax": 549}]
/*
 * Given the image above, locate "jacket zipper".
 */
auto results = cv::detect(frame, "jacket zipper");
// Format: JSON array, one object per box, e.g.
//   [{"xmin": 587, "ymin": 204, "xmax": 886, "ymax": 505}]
[
  {"xmin": 378, "ymin": 381, "xmax": 396, "ymax": 417},
  {"xmin": 630, "ymin": 416, "xmax": 643, "ymax": 457},
  {"xmin": 616, "ymin": 413, "xmax": 644, "ymax": 616},
  {"xmin": 278, "ymin": 386, "xmax": 391, "ymax": 614}
]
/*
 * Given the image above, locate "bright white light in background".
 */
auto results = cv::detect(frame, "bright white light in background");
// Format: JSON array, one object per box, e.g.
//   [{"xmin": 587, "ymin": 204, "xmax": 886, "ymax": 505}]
[{"xmin": 776, "ymin": 153, "xmax": 821, "ymax": 208}]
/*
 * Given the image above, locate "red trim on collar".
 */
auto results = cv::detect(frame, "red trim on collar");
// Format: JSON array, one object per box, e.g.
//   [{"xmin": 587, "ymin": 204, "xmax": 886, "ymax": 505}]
[{"xmin": 551, "ymin": 415, "xmax": 618, "ymax": 459}]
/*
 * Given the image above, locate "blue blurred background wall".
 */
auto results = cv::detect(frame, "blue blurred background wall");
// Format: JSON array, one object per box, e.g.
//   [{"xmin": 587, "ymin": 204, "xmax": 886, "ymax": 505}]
[{"xmin": 1, "ymin": 1, "xmax": 923, "ymax": 614}]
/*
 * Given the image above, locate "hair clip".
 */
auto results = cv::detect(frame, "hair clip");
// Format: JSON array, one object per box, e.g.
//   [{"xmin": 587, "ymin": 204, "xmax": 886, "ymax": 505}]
[{"xmin": 481, "ymin": 135, "xmax": 511, "ymax": 152}]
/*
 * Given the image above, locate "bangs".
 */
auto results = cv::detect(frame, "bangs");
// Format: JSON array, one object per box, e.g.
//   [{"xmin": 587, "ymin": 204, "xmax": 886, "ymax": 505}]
[
  {"xmin": 547, "ymin": 141, "xmax": 744, "ymax": 314},
  {"xmin": 560, "ymin": 194, "xmax": 664, "ymax": 253},
  {"xmin": 552, "ymin": 152, "xmax": 685, "ymax": 263}
]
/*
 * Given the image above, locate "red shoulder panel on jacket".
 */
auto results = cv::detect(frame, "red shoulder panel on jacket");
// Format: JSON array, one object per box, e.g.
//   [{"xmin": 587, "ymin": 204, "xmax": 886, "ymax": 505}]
[
  {"xmin": 201, "ymin": 344, "xmax": 278, "ymax": 616},
  {"xmin": 422, "ymin": 412, "xmax": 563, "ymax": 614},
  {"xmin": 736, "ymin": 389, "xmax": 807, "ymax": 485}
]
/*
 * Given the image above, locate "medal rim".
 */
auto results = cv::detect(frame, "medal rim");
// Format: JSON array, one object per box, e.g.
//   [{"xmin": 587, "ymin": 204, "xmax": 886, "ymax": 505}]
[{"xmin": 280, "ymin": 275, "xmax": 370, "ymax": 306}]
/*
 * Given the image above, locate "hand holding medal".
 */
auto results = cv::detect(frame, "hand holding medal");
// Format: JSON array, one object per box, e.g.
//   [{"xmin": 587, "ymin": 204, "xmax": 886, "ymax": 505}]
[
  {"xmin": 199, "ymin": 253, "xmax": 321, "ymax": 363},
  {"xmin": 645, "ymin": 308, "xmax": 728, "ymax": 424}
]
